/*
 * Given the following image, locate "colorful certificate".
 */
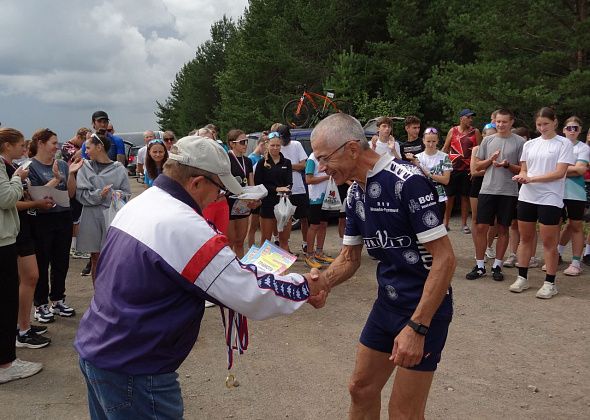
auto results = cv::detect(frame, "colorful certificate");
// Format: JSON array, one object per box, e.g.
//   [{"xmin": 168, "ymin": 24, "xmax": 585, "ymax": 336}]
[{"xmin": 240, "ymin": 240, "xmax": 297, "ymax": 274}]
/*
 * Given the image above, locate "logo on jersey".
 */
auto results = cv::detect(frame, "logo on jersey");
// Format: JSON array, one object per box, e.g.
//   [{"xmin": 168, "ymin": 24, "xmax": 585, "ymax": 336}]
[
  {"xmin": 364, "ymin": 232, "xmax": 412, "ymax": 250},
  {"xmin": 394, "ymin": 180, "xmax": 404, "ymax": 200},
  {"xmin": 422, "ymin": 210, "xmax": 439, "ymax": 228},
  {"xmin": 417, "ymin": 241, "xmax": 433, "ymax": 270},
  {"xmin": 418, "ymin": 193, "xmax": 435, "ymax": 205},
  {"xmin": 408, "ymin": 199, "xmax": 422, "ymax": 214},
  {"xmin": 368, "ymin": 182, "xmax": 382, "ymax": 199},
  {"xmin": 385, "ymin": 285, "xmax": 398, "ymax": 301},
  {"xmin": 356, "ymin": 201, "xmax": 365, "ymax": 221},
  {"xmin": 402, "ymin": 250, "xmax": 420, "ymax": 264}
]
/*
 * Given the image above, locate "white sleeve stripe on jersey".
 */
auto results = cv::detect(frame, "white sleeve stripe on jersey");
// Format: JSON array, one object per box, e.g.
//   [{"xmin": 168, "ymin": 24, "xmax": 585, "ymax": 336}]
[
  {"xmin": 343, "ymin": 235, "xmax": 363, "ymax": 246},
  {"xmin": 416, "ymin": 225, "xmax": 447, "ymax": 244}
]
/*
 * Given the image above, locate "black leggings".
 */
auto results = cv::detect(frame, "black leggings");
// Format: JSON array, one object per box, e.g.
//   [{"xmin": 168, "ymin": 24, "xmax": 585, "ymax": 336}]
[
  {"xmin": 32, "ymin": 212, "xmax": 73, "ymax": 306},
  {"xmin": 0, "ymin": 244, "xmax": 18, "ymax": 365}
]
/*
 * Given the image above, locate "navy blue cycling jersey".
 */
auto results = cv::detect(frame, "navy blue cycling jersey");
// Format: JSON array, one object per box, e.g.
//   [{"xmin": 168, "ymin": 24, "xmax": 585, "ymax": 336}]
[{"xmin": 343, "ymin": 155, "xmax": 453, "ymax": 320}]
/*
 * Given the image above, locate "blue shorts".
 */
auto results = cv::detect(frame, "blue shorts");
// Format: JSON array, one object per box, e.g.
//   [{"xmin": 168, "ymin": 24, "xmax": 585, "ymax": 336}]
[{"xmin": 359, "ymin": 300, "xmax": 451, "ymax": 372}]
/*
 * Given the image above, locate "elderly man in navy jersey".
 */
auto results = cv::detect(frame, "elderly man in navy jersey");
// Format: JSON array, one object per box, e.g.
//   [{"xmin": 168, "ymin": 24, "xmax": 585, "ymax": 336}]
[{"xmin": 310, "ymin": 113, "xmax": 456, "ymax": 419}]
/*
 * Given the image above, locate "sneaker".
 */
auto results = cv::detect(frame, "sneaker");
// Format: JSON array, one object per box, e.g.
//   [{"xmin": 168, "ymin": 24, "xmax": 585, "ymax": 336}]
[
  {"xmin": 0, "ymin": 359, "xmax": 43, "ymax": 384},
  {"xmin": 465, "ymin": 265, "xmax": 486, "ymax": 280},
  {"xmin": 71, "ymin": 250, "xmax": 90, "ymax": 259},
  {"xmin": 50, "ymin": 300, "xmax": 76, "ymax": 317},
  {"xmin": 509, "ymin": 276, "xmax": 529, "ymax": 293},
  {"xmin": 17, "ymin": 325, "xmax": 47, "ymax": 336},
  {"xmin": 563, "ymin": 263, "xmax": 582, "ymax": 276},
  {"xmin": 16, "ymin": 330, "xmax": 51, "ymax": 349},
  {"xmin": 491, "ymin": 266, "xmax": 504, "ymax": 281},
  {"xmin": 34, "ymin": 305, "xmax": 55, "ymax": 324},
  {"xmin": 462, "ymin": 225, "xmax": 471, "ymax": 234},
  {"xmin": 583, "ymin": 254, "xmax": 590, "ymax": 266},
  {"xmin": 504, "ymin": 253, "xmax": 517, "ymax": 268},
  {"xmin": 305, "ymin": 255, "xmax": 323, "ymax": 269},
  {"xmin": 301, "ymin": 243, "xmax": 308, "ymax": 254},
  {"xmin": 536, "ymin": 281, "xmax": 558, "ymax": 299},
  {"xmin": 485, "ymin": 247, "xmax": 496, "ymax": 260},
  {"xmin": 204, "ymin": 301, "xmax": 216, "ymax": 308},
  {"xmin": 314, "ymin": 253, "xmax": 335, "ymax": 265},
  {"xmin": 81, "ymin": 261, "xmax": 91, "ymax": 276},
  {"xmin": 528, "ymin": 256, "xmax": 540, "ymax": 268}
]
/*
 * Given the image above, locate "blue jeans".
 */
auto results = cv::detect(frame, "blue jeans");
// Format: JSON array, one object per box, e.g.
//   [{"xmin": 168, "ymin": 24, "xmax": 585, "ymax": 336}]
[{"xmin": 79, "ymin": 358, "xmax": 184, "ymax": 419}]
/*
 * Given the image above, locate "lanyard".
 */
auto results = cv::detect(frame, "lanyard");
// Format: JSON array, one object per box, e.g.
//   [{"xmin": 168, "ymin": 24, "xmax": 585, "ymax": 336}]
[{"xmin": 230, "ymin": 152, "xmax": 247, "ymax": 177}]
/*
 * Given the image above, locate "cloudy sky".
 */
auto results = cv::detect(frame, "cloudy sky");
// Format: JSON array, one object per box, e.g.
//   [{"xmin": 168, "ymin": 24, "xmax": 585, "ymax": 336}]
[{"xmin": 0, "ymin": 0, "xmax": 248, "ymax": 139}]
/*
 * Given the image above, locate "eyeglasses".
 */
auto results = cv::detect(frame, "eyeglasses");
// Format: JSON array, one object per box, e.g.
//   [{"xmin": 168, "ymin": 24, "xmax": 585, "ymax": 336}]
[
  {"xmin": 268, "ymin": 131, "xmax": 280, "ymax": 140},
  {"xmin": 231, "ymin": 139, "xmax": 248, "ymax": 146},
  {"xmin": 163, "ymin": 137, "xmax": 175, "ymax": 142},
  {"xmin": 203, "ymin": 175, "xmax": 228, "ymax": 197},
  {"xmin": 565, "ymin": 126, "xmax": 580, "ymax": 132},
  {"xmin": 317, "ymin": 140, "xmax": 359, "ymax": 165},
  {"xmin": 148, "ymin": 139, "xmax": 164, "ymax": 145},
  {"xmin": 424, "ymin": 127, "xmax": 438, "ymax": 135}
]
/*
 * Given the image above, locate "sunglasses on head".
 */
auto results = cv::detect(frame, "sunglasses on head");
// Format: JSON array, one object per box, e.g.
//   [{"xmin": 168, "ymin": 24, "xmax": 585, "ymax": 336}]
[
  {"xmin": 268, "ymin": 131, "xmax": 280, "ymax": 140},
  {"xmin": 231, "ymin": 139, "xmax": 248, "ymax": 146},
  {"xmin": 424, "ymin": 127, "xmax": 438, "ymax": 135},
  {"xmin": 149, "ymin": 139, "xmax": 164, "ymax": 145},
  {"xmin": 91, "ymin": 133, "xmax": 105, "ymax": 147},
  {"xmin": 565, "ymin": 125, "xmax": 580, "ymax": 132}
]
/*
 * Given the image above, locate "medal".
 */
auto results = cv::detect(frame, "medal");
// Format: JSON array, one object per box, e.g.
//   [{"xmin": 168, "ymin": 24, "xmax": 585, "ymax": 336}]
[
  {"xmin": 231, "ymin": 152, "xmax": 248, "ymax": 186},
  {"xmin": 225, "ymin": 373, "xmax": 239, "ymax": 388}
]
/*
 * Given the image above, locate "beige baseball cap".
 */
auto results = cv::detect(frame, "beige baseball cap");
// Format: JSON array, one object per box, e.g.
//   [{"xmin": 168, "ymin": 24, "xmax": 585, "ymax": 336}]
[{"xmin": 168, "ymin": 135, "xmax": 243, "ymax": 195}]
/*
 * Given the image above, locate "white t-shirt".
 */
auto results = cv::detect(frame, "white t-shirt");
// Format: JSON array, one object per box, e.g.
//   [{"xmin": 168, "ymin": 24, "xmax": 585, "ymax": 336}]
[
  {"xmin": 416, "ymin": 150, "xmax": 453, "ymax": 202},
  {"xmin": 518, "ymin": 135, "xmax": 575, "ymax": 208},
  {"xmin": 305, "ymin": 153, "xmax": 328, "ymax": 203},
  {"xmin": 374, "ymin": 139, "xmax": 401, "ymax": 158},
  {"xmin": 280, "ymin": 141, "xmax": 308, "ymax": 195},
  {"xmin": 137, "ymin": 146, "xmax": 147, "ymax": 165}
]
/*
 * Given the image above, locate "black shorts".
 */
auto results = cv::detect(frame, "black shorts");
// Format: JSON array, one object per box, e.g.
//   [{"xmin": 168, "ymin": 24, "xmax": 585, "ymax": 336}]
[
  {"xmin": 15, "ymin": 212, "xmax": 35, "ymax": 257},
  {"xmin": 360, "ymin": 300, "xmax": 450, "ymax": 372},
  {"xmin": 562, "ymin": 199, "xmax": 585, "ymax": 221},
  {"xmin": 476, "ymin": 194, "xmax": 517, "ymax": 226},
  {"xmin": 444, "ymin": 171, "xmax": 471, "ymax": 197},
  {"xmin": 308, "ymin": 204, "xmax": 330, "ymax": 225},
  {"xmin": 469, "ymin": 176, "xmax": 483, "ymax": 198},
  {"xmin": 259, "ymin": 206, "xmax": 276, "ymax": 219},
  {"xmin": 71, "ymin": 197, "xmax": 83, "ymax": 224},
  {"xmin": 289, "ymin": 193, "xmax": 309, "ymax": 220},
  {"xmin": 517, "ymin": 201, "xmax": 562, "ymax": 226},
  {"xmin": 227, "ymin": 198, "xmax": 251, "ymax": 221},
  {"xmin": 250, "ymin": 206, "xmax": 260, "ymax": 215}
]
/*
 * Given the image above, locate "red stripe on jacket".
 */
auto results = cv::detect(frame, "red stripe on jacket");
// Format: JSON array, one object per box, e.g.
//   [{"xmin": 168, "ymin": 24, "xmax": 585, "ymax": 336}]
[{"xmin": 181, "ymin": 234, "xmax": 229, "ymax": 282}]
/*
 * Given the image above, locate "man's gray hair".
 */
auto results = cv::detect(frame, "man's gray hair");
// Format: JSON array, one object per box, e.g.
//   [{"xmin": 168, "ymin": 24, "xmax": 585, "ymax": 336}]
[{"xmin": 310, "ymin": 113, "xmax": 369, "ymax": 150}]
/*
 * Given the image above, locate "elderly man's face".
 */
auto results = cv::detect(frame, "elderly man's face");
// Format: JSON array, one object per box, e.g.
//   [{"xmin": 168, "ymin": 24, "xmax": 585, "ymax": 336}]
[{"xmin": 312, "ymin": 137, "xmax": 355, "ymax": 185}]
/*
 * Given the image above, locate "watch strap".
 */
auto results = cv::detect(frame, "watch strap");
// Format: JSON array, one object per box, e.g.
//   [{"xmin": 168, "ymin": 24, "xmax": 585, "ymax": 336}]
[{"xmin": 407, "ymin": 319, "xmax": 429, "ymax": 336}]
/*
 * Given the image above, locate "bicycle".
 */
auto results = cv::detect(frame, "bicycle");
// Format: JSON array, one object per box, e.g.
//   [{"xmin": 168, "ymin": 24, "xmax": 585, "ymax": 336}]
[{"xmin": 282, "ymin": 86, "xmax": 352, "ymax": 128}]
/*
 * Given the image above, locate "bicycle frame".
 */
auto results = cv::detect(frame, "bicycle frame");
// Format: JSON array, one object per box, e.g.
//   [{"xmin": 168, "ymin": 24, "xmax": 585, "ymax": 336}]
[{"xmin": 296, "ymin": 90, "xmax": 339, "ymax": 114}]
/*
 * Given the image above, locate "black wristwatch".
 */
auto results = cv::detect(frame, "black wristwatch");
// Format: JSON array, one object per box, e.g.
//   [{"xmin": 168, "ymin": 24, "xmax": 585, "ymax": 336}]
[{"xmin": 407, "ymin": 320, "xmax": 429, "ymax": 336}]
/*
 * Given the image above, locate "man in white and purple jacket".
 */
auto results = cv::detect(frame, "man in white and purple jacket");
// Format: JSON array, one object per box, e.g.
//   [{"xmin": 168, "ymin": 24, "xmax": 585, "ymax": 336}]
[{"xmin": 75, "ymin": 135, "xmax": 328, "ymax": 419}]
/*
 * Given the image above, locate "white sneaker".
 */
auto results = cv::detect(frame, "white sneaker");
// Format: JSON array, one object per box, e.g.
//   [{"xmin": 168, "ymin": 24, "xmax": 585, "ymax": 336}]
[
  {"xmin": 204, "ymin": 301, "xmax": 216, "ymax": 308},
  {"xmin": 485, "ymin": 246, "xmax": 496, "ymax": 259},
  {"xmin": 509, "ymin": 276, "xmax": 529, "ymax": 293},
  {"xmin": 504, "ymin": 253, "xmax": 517, "ymax": 268},
  {"xmin": 528, "ymin": 256, "xmax": 540, "ymax": 268},
  {"xmin": 536, "ymin": 281, "xmax": 558, "ymax": 299},
  {"xmin": 0, "ymin": 359, "xmax": 43, "ymax": 384}
]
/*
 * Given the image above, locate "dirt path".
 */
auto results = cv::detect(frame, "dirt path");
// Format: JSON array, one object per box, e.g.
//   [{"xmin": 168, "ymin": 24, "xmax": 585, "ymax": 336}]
[{"xmin": 2, "ymin": 179, "xmax": 589, "ymax": 419}]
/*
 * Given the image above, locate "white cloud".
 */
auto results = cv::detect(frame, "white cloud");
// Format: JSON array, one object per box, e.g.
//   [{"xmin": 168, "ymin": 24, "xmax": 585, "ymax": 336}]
[{"xmin": 0, "ymin": 0, "xmax": 247, "ymax": 136}]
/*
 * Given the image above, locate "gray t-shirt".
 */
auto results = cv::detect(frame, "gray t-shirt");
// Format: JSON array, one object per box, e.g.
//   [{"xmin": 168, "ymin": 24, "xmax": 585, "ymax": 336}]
[
  {"xmin": 476, "ymin": 133, "xmax": 525, "ymax": 196},
  {"xmin": 28, "ymin": 158, "xmax": 70, "ymax": 213}
]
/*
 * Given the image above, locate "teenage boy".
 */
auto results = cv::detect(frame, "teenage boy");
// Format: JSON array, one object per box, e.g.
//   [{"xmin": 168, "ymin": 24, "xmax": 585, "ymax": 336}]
[{"xmin": 400, "ymin": 115, "xmax": 424, "ymax": 161}]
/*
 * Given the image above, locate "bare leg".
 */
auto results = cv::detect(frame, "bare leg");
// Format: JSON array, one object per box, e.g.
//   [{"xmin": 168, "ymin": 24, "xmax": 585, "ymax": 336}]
[
  {"xmin": 316, "ymin": 221, "xmax": 328, "ymax": 251},
  {"xmin": 17, "ymin": 254, "xmax": 39, "ymax": 331},
  {"xmin": 460, "ymin": 195, "xmax": 470, "ymax": 227},
  {"xmin": 388, "ymin": 368, "xmax": 435, "ymax": 420},
  {"xmin": 232, "ymin": 218, "xmax": 249, "ymax": 258},
  {"xmin": 469, "ymin": 197, "xmax": 478, "ymax": 233},
  {"xmin": 569, "ymin": 220, "xmax": 584, "ymax": 259},
  {"xmin": 444, "ymin": 196, "xmax": 455, "ymax": 228},
  {"xmin": 473, "ymin": 223, "xmax": 488, "ymax": 260},
  {"xmin": 487, "ymin": 224, "xmax": 497, "ymax": 248},
  {"xmin": 509, "ymin": 219, "xmax": 519, "ymax": 254},
  {"xmin": 300, "ymin": 218, "xmax": 309, "ymax": 245},
  {"xmin": 247, "ymin": 214, "xmax": 259, "ymax": 248},
  {"xmin": 517, "ymin": 221, "xmax": 537, "ymax": 269},
  {"xmin": 540, "ymin": 224, "xmax": 561, "ymax": 276},
  {"xmin": 278, "ymin": 218, "xmax": 292, "ymax": 252},
  {"xmin": 338, "ymin": 217, "xmax": 345, "ymax": 238},
  {"xmin": 307, "ymin": 223, "xmax": 319, "ymax": 255},
  {"xmin": 260, "ymin": 217, "xmax": 274, "ymax": 245},
  {"xmin": 348, "ymin": 344, "xmax": 395, "ymax": 420}
]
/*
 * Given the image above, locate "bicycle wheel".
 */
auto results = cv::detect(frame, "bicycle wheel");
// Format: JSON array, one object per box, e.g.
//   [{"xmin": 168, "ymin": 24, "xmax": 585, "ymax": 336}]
[
  {"xmin": 329, "ymin": 99, "xmax": 353, "ymax": 115},
  {"xmin": 283, "ymin": 99, "xmax": 311, "ymax": 128}
]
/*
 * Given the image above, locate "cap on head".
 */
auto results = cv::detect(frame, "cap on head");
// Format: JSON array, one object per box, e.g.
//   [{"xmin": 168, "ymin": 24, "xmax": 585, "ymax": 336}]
[
  {"xmin": 459, "ymin": 109, "xmax": 476, "ymax": 118},
  {"xmin": 168, "ymin": 136, "xmax": 243, "ymax": 195},
  {"xmin": 92, "ymin": 110, "xmax": 109, "ymax": 122}
]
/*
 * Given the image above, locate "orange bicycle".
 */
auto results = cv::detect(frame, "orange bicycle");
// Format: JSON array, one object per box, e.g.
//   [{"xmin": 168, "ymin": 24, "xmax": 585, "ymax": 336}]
[{"xmin": 282, "ymin": 86, "xmax": 351, "ymax": 128}]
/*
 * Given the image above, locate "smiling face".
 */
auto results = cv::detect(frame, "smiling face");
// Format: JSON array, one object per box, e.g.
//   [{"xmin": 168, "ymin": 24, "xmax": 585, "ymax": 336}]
[
  {"xmin": 495, "ymin": 113, "xmax": 514, "ymax": 136},
  {"xmin": 312, "ymin": 138, "xmax": 357, "ymax": 185},
  {"xmin": 536, "ymin": 116, "xmax": 557, "ymax": 138},
  {"xmin": 148, "ymin": 143, "xmax": 166, "ymax": 163},
  {"xmin": 39, "ymin": 135, "xmax": 59, "ymax": 157}
]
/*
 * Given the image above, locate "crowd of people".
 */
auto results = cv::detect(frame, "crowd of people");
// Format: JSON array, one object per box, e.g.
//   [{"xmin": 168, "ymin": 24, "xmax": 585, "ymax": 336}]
[{"xmin": 1, "ymin": 105, "xmax": 589, "ymax": 418}]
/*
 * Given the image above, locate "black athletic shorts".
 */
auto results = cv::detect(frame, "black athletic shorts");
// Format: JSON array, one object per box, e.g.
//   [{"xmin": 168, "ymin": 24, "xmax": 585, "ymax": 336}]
[
  {"xmin": 71, "ymin": 197, "xmax": 83, "ymax": 224},
  {"xmin": 15, "ymin": 212, "xmax": 35, "ymax": 257},
  {"xmin": 476, "ymin": 194, "xmax": 517, "ymax": 226},
  {"xmin": 444, "ymin": 171, "xmax": 471, "ymax": 197},
  {"xmin": 259, "ymin": 206, "xmax": 276, "ymax": 219},
  {"xmin": 308, "ymin": 204, "xmax": 330, "ymax": 225},
  {"xmin": 517, "ymin": 200, "xmax": 561, "ymax": 226},
  {"xmin": 562, "ymin": 199, "xmax": 585, "ymax": 221},
  {"xmin": 289, "ymin": 193, "xmax": 309, "ymax": 220},
  {"xmin": 469, "ymin": 176, "xmax": 483, "ymax": 198},
  {"xmin": 360, "ymin": 300, "xmax": 450, "ymax": 372}
]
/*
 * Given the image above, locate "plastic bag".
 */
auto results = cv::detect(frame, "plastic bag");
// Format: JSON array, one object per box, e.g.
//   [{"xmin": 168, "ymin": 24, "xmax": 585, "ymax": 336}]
[
  {"xmin": 273, "ymin": 195, "xmax": 296, "ymax": 232},
  {"xmin": 321, "ymin": 177, "xmax": 342, "ymax": 211},
  {"xmin": 104, "ymin": 190, "xmax": 127, "ymax": 229}
]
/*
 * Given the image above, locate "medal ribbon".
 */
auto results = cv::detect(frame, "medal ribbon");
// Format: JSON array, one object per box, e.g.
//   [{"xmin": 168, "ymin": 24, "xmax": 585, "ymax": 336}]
[{"xmin": 220, "ymin": 306, "xmax": 249, "ymax": 370}]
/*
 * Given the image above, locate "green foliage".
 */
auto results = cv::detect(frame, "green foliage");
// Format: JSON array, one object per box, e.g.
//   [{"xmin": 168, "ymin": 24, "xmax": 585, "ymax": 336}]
[{"xmin": 159, "ymin": 0, "xmax": 590, "ymax": 135}]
